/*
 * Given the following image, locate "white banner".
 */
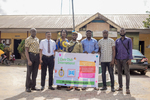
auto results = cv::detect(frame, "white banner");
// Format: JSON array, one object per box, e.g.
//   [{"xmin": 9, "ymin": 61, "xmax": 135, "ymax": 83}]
[{"xmin": 54, "ymin": 52, "xmax": 99, "ymax": 87}]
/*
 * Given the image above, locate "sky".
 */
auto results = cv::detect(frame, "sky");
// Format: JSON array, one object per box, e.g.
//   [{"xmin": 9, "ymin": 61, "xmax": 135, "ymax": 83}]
[{"xmin": 0, "ymin": 0, "xmax": 150, "ymax": 15}]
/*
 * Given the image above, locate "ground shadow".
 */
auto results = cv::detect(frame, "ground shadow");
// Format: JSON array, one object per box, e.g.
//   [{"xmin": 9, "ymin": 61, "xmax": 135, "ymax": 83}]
[{"xmin": 4, "ymin": 88, "xmax": 136, "ymax": 100}]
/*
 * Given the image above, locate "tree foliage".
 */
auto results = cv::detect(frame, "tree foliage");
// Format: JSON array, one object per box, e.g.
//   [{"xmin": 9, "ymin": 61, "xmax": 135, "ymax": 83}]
[
  {"xmin": 17, "ymin": 40, "xmax": 25, "ymax": 53},
  {"xmin": 143, "ymin": 15, "xmax": 150, "ymax": 28},
  {"xmin": 0, "ymin": 44, "xmax": 4, "ymax": 51}
]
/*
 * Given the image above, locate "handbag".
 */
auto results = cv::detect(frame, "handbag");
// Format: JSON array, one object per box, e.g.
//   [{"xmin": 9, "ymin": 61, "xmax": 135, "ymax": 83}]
[{"xmin": 68, "ymin": 42, "xmax": 77, "ymax": 53}]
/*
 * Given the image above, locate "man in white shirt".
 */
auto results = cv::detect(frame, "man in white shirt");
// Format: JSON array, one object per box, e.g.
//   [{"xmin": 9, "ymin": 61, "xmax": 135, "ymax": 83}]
[
  {"xmin": 98, "ymin": 30, "xmax": 116, "ymax": 92},
  {"xmin": 39, "ymin": 32, "xmax": 56, "ymax": 90}
]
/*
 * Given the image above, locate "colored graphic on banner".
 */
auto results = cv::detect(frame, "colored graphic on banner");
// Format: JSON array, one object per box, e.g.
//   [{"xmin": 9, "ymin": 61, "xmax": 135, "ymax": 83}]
[
  {"xmin": 67, "ymin": 69, "xmax": 76, "ymax": 77},
  {"xmin": 58, "ymin": 67, "xmax": 65, "ymax": 77},
  {"xmin": 79, "ymin": 66, "xmax": 95, "ymax": 73},
  {"xmin": 80, "ymin": 61, "xmax": 95, "ymax": 66},
  {"xmin": 79, "ymin": 73, "xmax": 95, "ymax": 78},
  {"xmin": 79, "ymin": 61, "xmax": 96, "ymax": 78},
  {"xmin": 56, "ymin": 80, "xmax": 95, "ymax": 85}
]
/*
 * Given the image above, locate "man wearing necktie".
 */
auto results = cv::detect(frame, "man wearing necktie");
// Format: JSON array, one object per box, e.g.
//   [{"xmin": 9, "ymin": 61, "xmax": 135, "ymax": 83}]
[{"xmin": 39, "ymin": 32, "xmax": 56, "ymax": 91}]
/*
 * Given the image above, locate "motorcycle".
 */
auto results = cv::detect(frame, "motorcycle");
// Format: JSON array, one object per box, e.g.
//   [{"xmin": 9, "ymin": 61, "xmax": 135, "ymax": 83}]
[{"xmin": 0, "ymin": 53, "xmax": 10, "ymax": 66}]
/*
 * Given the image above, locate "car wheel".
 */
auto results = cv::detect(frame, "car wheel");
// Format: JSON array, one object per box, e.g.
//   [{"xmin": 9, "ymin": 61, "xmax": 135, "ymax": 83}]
[{"xmin": 141, "ymin": 71, "xmax": 146, "ymax": 75}]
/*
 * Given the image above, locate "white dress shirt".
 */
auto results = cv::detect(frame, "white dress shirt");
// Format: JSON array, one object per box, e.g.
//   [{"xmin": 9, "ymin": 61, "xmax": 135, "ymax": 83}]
[{"xmin": 39, "ymin": 39, "xmax": 56, "ymax": 56}]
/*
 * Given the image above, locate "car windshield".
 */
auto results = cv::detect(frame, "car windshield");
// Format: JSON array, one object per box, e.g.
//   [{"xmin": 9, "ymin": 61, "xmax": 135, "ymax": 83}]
[{"xmin": 132, "ymin": 49, "xmax": 144, "ymax": 56}]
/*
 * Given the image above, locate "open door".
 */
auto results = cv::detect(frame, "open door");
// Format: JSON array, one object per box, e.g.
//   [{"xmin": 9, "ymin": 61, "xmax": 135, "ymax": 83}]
[
  {"xmin": 14, "ymin": 39, "xmax": 21, "ymax": 59},
  {"xmin": 139, "ymin": 41, "xmax": 144, "ymax": 55}
]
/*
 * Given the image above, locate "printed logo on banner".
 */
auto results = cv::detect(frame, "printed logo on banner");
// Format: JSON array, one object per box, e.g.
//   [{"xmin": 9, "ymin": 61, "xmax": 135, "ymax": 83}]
[
  {"xmin": 67, "ymin": 69, "xmax": 76, "ymax": 77},
  {"xmin": 58, "ymin": 67, "xmax": 64, "ymax": 77}
]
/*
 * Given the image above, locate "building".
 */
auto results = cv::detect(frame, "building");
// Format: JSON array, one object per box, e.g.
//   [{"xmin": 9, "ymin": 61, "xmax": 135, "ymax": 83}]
[{"xmin": 0, "ymin": 13, "xmax": 150, "ymax": 63}]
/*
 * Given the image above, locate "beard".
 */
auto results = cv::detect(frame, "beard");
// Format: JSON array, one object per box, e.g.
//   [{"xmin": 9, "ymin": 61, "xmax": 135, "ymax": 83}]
[
  {"xmin": 120, "ymin": 33, "xmax": 126, "ymax": 36},
  {"xmin": 104, "ymin": 37, "xmax": 108, "ymax": 39}
]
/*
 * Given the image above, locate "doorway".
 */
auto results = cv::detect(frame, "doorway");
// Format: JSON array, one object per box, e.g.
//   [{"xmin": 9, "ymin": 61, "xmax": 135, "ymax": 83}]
[
  {"xmin": 14, "ymin": 39, "xmax": 21, "ymax": 59},
  {"xmin": 139, "ymin": 41, "xmax": 144, "ymax": 55}
]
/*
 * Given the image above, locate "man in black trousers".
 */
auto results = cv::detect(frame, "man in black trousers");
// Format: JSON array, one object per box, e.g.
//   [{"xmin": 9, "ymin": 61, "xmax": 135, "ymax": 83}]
[
  {"xmin": 25, "ymin": 28, "xmax": 40, "ymax": 92},
  {"xmin": 40, "ymin": 32, "xmax": 56, "ymax": 90}
]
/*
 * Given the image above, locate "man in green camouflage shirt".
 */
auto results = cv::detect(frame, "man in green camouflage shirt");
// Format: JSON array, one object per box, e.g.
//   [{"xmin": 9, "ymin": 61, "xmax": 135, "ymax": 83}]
[{"xmin": 66, "ymin": 31, "xmax": 83, "ymax": 91}]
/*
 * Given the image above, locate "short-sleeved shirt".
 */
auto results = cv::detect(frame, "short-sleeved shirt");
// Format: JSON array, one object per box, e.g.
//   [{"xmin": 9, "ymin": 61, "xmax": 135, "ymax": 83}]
[
  {"xmin": 25, "ymin": 36, "xmax": 39, "ymax": 54},
  {"xmin": 56, "ymin": 38, "xmax": 69, "ymax": 51},
  {"xmin": 98, "ymin": 38, "xmax": 115, "ymax": 62},
  {"xmin": 81, "ymin": 38, "xmax": 99, "ymax": 53},
  {"xmin": 66, "ymin": 40, "xmax": 83, "ymax": 53},
  {"xmin": 39, "ymin": 39, "xmax": 56, "ymax": 56}
]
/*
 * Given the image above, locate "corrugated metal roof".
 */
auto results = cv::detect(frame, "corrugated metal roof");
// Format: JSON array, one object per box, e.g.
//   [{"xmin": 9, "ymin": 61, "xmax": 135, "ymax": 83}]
[
  {"xmin": 0, "ymin": 15, "xmax": 92, "ymax": 29},
  {"xmin": 103, "ymin": 14, "xmax": 149, "ymax": 29},
  {"xmin": 0, "ymin": 14, "xmax": 149, "ymax": 29}
]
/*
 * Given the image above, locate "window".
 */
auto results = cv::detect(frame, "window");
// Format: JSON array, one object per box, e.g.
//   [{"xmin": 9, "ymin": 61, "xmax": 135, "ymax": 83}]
[
  {"xmin": 110, "ymin": 25, "xmax": 117, "ymax": 31},
  {"xmin": 79, "ymin": 25, "xmax": 86, "ymax": 31}
]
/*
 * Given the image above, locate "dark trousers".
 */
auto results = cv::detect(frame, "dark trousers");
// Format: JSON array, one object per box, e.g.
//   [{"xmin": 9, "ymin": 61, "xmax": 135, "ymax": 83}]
[
  {"xmin": 101, "ymin": 62, "xmax": 114, "ymax": 88},
  {"xmin": 116, "ymin": 59, "xmax": 130, "ymax": 89},
  {"xmin": 26, "ymin": 53, "xmax": 39, "ymax": 89},
  {"xmin": 41, "ymin": 55, "xmax": 54, "ymax": 87}
]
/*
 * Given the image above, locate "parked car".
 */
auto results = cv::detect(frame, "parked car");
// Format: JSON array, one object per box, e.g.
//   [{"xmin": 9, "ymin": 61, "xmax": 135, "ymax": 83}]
[{"xmin": 115, "ymin": 49, "xmax": 148, "ymax": 75}]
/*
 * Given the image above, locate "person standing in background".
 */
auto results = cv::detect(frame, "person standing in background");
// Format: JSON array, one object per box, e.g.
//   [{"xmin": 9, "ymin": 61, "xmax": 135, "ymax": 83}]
[
  {"xmin": 56, "ymin": 29, "xmax": 69, "ymax": 90},
  {"xmin": 98, "ymin": 30, "xmax": 116, "ymax": 92},
  {"xmin": 40, "ymin": 32, "xmax": 56, "ymax": 91},
  {"xmin": 66, "ymin": 31, "xmax": 83, "ymax": 91},
  {"xmin": 115, "ymin": 28, "xmax": 133, "ymax": 94},
  {"xmin": 81, "ymin": 30, "xmax": 99, "ymax": 90},
  {"xmin": 25, "ymin": 28, "xmax": 40, "ymax": 92}
]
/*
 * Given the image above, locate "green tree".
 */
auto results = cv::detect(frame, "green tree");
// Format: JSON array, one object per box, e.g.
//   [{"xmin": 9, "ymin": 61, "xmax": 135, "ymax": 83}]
[
  {"xmin": 17, "ymin": 40, "xmax": 25, "ymax": 53},
  {"xmin": 0, "ymin": 44, "xmax": 4, "ymax": 51},
  {"xmin": 143, "ymin": 15, "xmax": 150, "ymax": 28}
]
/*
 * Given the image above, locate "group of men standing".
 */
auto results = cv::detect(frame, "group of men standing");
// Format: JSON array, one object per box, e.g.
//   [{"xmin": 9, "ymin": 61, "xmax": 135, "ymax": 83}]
[{"xmin": 25, "ymin": 28, "xmax": 132, "ymax": 94}]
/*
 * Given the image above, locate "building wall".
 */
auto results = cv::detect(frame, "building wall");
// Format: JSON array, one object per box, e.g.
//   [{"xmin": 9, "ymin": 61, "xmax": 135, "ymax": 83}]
[
  {"xmin": 1, "ymin": 32, "xmax": 58, "ymax": 59},
  {"xmin": 139, "ymin": 33, "xmax": 150, "ymax": 63},
  {"xmin": 117, "ymin": 32, "xmax": 139, "ymax": 50},
  {"xmin": 87, "ymin": 22, "xmax": 110, "ymax": 31}
]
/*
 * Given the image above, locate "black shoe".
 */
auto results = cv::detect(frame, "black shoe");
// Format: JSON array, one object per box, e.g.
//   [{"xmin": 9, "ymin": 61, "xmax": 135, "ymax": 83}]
[
  {"xmin": 26, "ymin": 88, "xmax": 31, "ymax": 92},
  {"xmin": 31, "ymin": 87, "xmax": 40, "ymax": 91},
  {"xmin": 82, "ymin": 87, "xmax": 86, "ymax": 90},
  {"xmin": 49, "ymin": 86, "xmax": 55, "ymax": 90},
  {"xmin": 100, "ymin": 87, "xmax": 107, "ymax": 90},
  {"xmin": 111, "ymin": 88, "xmax": 115, "ymax": 92},
  {"xmin": 57, "ymin": 86, "xmax": 61, "ymax": 90},
  {"xmin": 41, "ymin": 86, "xmax": 44, "ymax": 91}
]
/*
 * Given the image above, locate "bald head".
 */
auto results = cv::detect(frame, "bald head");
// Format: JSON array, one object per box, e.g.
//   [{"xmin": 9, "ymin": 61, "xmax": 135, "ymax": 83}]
[
  {"xmin": 120, "ymin": 28, "xmax": 126, "ymax": 36},
  {"xmin": 103, "ymin": 30, "xmax": 108, "ymax": 39}
]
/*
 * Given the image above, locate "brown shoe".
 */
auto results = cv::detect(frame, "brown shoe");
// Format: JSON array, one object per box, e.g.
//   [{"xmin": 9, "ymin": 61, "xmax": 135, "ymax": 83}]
[
  {"xmin": 75, "ymin": 87, "xmax": 80, "ymax": 91},
  {"xmin": 116, "ymin": 87, "xmax": 123, "ymax": 91},
  {"xmin": 126, "ymin": 89, "xmax": 130, "ymax": 94},
  {"xmin": 66, "ymin": 87, "xmax": 73, "ymax": 91}
]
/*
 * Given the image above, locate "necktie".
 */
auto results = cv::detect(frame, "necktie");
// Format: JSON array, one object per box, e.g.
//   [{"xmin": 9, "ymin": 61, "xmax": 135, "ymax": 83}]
[{"xmin": 48, "ymin": 40, "xmax": 50, "ymax": 53}]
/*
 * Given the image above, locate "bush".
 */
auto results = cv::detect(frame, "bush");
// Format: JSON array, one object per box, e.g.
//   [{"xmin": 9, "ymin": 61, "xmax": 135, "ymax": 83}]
[{"xmin": 17, "ymin": 40, "xmax": 25, "ymax": 53}]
